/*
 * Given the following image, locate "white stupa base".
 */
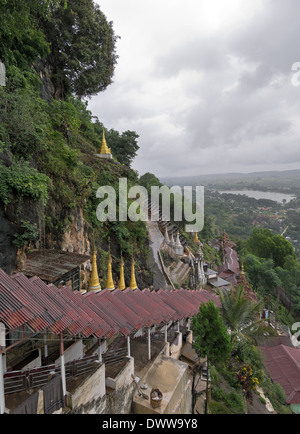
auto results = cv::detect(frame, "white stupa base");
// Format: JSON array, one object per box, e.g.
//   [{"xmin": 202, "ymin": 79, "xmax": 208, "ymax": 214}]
[{"xmin": 95, "ymin": 153, "xmax": 112, "ymax": 160}]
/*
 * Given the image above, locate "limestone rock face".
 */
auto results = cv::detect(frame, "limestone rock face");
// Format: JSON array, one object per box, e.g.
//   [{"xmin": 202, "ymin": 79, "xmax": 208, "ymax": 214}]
[
  {"xmin": 60, "ymin": 206, "xmax": 91, "ymax": 255},
  {"xmin": 0, "ymin": 207, "xmax": 18, "ymax": 274}
]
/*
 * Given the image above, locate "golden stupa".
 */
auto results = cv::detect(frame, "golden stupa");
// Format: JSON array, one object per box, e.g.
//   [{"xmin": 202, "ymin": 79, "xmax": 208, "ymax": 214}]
[
  {"xmin": 119, "ymin": 254, "xmax": 126, "ymax": 291},
  {"xmin": 105, "ymin": 247, "xmax": 115, "ymax": 291},
  {"xmin": 129, "ymin": 256, "xmax": 138, "ymax": 290},
  {"xmin": 89, "ymin": 250, "xmax": 101, "ymax": 292},
  {"xmin": 99, "ymin": 130, "xmax": 112, "ymax": 156}
]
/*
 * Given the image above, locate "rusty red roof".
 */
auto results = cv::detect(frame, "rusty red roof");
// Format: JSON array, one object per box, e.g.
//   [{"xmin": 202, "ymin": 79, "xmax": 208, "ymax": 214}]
[
  {"xmin": 99, "ymin": 289, "xmax": 145, "ymax": 330},
  {"xmin": 112, "ymin": 289, "xmax": 154, "ymax": 328},
  {"xmin": 0, "ymin": 283, "xmax": 34, "ymax": 330},
  {"xmin": 260, "ymin": 344, "xmax": 300, "ymax": 405},
  {"xmin": 0, "ymin": 268, "xmax": 220, "ymax": 342},
  {"xmin": 122, "ymin": 288, "xmax": 166, "ymax": 325},
  {"xmin": 80, "ymin": 292, "xmax": 118, "ymax": 339},
  {"xmin": 140, "ymin": 289, "xmax": 176, "ymax": 323},
  {"xmin": 84, "ymin": 291, "xmax": 133, "ymax": 336},
  {"xmin": 0, "ymin": 270, "xmax": 112, "ymax": 339},
  {"xmin": 28, "ymin": 276, "xmax": 76, "ymax": 334},
  {"xmin": 0, "ymin": 269, "xmax": 48, "ymax": 331}
]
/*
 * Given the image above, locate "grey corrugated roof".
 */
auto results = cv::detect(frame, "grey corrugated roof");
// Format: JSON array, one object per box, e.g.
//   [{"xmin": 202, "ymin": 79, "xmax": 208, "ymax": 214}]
[{"xmin": 22, "ymin": 250, "xmax": 91, "ymax": 283}]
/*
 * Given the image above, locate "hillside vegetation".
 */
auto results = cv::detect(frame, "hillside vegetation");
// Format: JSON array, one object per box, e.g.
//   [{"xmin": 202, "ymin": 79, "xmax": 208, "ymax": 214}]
[{"xmin": 0, "ymin": 0, "xmax": 152, "ymax": 287}]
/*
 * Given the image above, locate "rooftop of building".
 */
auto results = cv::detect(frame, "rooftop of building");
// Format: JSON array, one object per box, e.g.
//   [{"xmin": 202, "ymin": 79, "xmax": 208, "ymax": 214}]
[{"xmin": 21, "ymin": 249, "xmax": 91, "ymax": 283}]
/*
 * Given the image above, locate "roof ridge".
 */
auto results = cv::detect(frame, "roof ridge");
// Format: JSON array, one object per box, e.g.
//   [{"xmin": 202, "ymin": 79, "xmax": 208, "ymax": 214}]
[{"xmin": 281, "ymin": 344, "xmax": 300, "ymax": 369}]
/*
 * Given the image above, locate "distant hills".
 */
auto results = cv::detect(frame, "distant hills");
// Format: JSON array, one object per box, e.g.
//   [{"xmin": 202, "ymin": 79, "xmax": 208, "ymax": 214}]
[{"xmin": 160, "ymin": 169, "xmax": 300, "ymax": 194}]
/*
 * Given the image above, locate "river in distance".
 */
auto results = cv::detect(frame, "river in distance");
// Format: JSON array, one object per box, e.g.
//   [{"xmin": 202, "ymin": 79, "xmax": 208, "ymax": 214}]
[{"xmin": 219, "ymin": 190, "xmax": 296, "ymax": 204}]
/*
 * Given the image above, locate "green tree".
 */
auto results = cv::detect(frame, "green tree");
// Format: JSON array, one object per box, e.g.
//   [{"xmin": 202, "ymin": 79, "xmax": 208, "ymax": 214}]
[
  {"xmin": 218, "ymin": 285, "xmax": 276, "ymax": 347},
  {"xmin": 0, "ymin": 0, "xmax": 62, "ymax": 67},
  {"xmin": 139, "ymin": 172, "xmax": 163, "ymax": 194},
  {"xmin": 192, "ymin": 301, "xmax": 231, "ymax": 414},
  {"xmin": 105, "ymin": 128, "xmax": 139, "ymax": 167},
  {"xmin": 41, "ymin": 0, "xmax": 119, "ymax": 99},
  {"xmin": 272, "ymin": 234, "xmax": 296, "ymax": 268},
  {"xmin": 276, "ymin": 266, "xmax": 300, "ymax": 318},
  {"xmin": 246, "ymin": 228, "xmax": 276, "ymax": 259},
  {"xmin": 243, "ymin": 254, "xmax": 281, "ymax": 296},
  {"xmin": 246, "ymin": 228, "xmax": 296, "ymax": 268},
  {"xmin": 200, "ymin": 215, "xmax": 216, "ymax": 241}
]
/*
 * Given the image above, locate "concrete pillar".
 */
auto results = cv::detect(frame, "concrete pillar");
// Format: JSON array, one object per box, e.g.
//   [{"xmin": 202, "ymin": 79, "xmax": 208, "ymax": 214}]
[
  {"xmin": 98, "ymin": 338, "xmax": 102, "ymax": 363},
  {"xmin": 0, "ymin": 349, "xmax": 5, "ymax": 414},
  {"xmin": 0, "ymin": 322, "xmax": 6, "ymax": 414},
  {"xmin": 44, "ymin": 329, "xmax": 48, "ymax": 361},
  {"xmin": 148, "ymin": 328, "xmax": 151, "ymax": 361},
  {"xmin": 127, "ymin": 336, "xmax": 131, "ymax": 358},
  {"xmin": 60, "ymin": 334, "xmax": 66, "ymax": 400}
]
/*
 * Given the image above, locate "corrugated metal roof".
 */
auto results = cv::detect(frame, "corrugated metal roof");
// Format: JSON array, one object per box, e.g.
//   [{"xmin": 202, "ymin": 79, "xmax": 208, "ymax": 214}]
[
  {"xmin": 12, "ymin": 273, "xmax": 70, "ymax": 334},
  {"xmin": 261, "ymin": 344, "xmax": 300, "ymax": 405},
  {"xmin": 94, "ymin": 290, "xmax": 135, "ymax": 336},
  {"xmin": 146, "ymin": 289, "xmax": 179, "ymax": 322},
  {"xmin": 0, "ymin": 270, "xmax": 112, "ymax": 339},
  {"xmin": 29, "ymin": 276, "xmax": 75, "ymax": 334},
  {"xmin": 100, "ymin": 290, "xmax": 145, "ymax": 330},
  {"xmin": 156, "ymin": 289, "xmax": 193, "ymax": 319},
  {"xmin": 112, "ymin": 289, "xmax": 154, "ymax": 328},
  {"xmin": 0, "ymin": 269, "xmax": 47, "ymax": 331},
  {"xmin": 123, "ymin": 289, "xmax": 163, "ymax": 324},
  {"xmin": 84, "ymin": 291, "xmax": 133, "ymax": 336},
  {"xmin": 80, "ymin": 292, "xmax": 118, "ymax": 339},
  {"xmin": 22, "ymin": 250, "xmax": 91, "ymax": 283},
  {"xmin": 140, "ymin": 289, "xmax": 174, "ymax": 323},
  {"xmin": 0, "ymin": 268, "xmax": 220, "ymax": 343}
]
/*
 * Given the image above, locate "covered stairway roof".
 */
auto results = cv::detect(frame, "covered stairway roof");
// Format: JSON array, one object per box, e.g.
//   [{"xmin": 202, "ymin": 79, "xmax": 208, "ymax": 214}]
[
  {"xmin": 260, "ymin": 343, "xmax": 300, "ymax": 405},
  {"xmin": 0, "ymin": 268, "xmax": 220, "ymax": 340}
]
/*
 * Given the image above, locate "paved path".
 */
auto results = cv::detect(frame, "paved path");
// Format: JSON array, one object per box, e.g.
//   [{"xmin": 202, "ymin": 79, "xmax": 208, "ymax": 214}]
[{"xmin": 146, "ymin": 220, "xmax": 167, "ymax": 290}]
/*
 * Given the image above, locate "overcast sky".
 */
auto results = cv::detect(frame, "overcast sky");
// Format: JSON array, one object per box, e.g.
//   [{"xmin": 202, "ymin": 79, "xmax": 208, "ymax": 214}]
[{"xmin": 89, "ymin": 0, "xmax": 300, "ymax": 179}]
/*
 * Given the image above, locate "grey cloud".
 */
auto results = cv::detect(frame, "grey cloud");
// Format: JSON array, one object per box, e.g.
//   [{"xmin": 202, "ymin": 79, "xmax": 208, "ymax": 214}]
[{"xmin": 91, "ymin": 0, "xmax": 300, "ymax": 178}]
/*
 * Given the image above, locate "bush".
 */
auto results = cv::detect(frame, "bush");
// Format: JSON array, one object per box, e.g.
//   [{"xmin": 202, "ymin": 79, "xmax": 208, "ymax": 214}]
[
  {"xmin": 218, "ymin": 365, "xmax": 240, "ymax": 389},
  {"xmin": 262, "ymin": 377, "xmax": 289, "ymax": 413},
  {"xmin": 0, "ymin": 160, "xmax": 50, "ymax": 205},
  {"xmin": 211, "ymin": 386, "xmax": 225, "ymax": 401},
  {"xmin": 13, "ymin": 220, "xmax": 39, "ymax": 248},
  {"xmin": 224, "ymin": 390, "xmax": 246, "ymax": 414},
  {"xmin": 209, "ymin": 402, "xmax": 231, "ymax": 414},
  {"xmin": 210, "ymin": 365, "xmax": 221, "ymax": 386}
]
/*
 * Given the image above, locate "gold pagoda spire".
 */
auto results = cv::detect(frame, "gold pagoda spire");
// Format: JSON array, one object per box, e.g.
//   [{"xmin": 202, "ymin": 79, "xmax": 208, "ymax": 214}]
[
  {"xmin": 105, "ymin": 241, "xmax": 115, "ymax": 291},
  {"xmin": 89, "ymin": 249, "xmax": 101, "ymax": 292},
  {"xmin": 99, "ymin": 130, "xmax": 111, "ymax": 155},
  {"xmin": 193, "ymin": 231, "xmax": 199, "ymax": 243},
  {"xmin": 119, "ymin": 253, "xmax": 126, "ymax": 291},
  {"xmin": 129, "ymin": 256, "xmax": 138, "ymax": 290},
  {"xmin": 241, "ymin": 259, "xmax": 245, "ymax": 275}
]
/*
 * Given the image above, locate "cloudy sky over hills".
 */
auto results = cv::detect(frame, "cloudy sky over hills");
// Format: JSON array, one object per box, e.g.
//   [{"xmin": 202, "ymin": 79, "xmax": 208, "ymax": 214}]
[{"xmin": 90, "ymin": 0, "xmax": 300, "ymax": 178}]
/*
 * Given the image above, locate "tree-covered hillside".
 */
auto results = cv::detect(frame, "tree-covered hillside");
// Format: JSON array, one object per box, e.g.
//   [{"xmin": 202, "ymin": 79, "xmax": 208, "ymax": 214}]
[{"xmin": 0, "ymin": 0, "xmax": 152, "ymax": 288}]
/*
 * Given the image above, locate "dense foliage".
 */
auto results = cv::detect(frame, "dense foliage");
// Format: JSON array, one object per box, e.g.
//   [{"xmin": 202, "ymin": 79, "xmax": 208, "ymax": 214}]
[
  {"xmin": 41, "ymin": 0, "xmax": 119, "ymax": 98},
  {"xmin": 0, "ymin": 0, "xmax": 147, "ymax": 286}
]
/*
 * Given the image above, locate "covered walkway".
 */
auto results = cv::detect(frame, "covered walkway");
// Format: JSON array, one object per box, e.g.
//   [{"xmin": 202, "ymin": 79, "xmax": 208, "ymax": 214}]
[{"xmin": 0, "ymin": 267, "xmax": 220, "ymax": 413}]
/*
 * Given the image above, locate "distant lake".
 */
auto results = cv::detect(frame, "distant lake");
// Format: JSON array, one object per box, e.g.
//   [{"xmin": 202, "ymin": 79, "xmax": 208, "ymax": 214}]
[{"xmin": 219, "ymin": 190, "xmax": 296, "ymax": 204}]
